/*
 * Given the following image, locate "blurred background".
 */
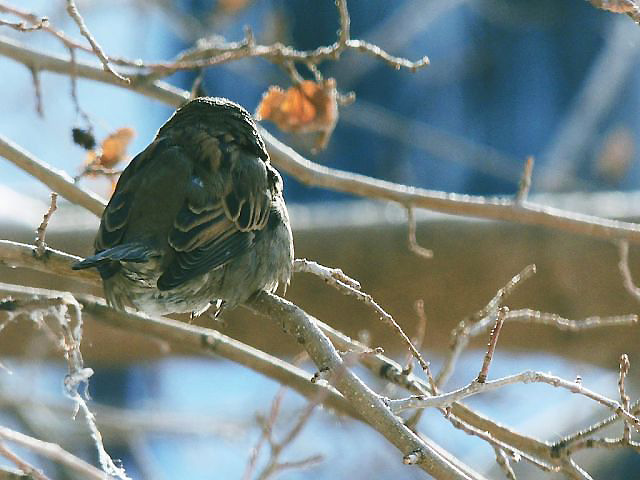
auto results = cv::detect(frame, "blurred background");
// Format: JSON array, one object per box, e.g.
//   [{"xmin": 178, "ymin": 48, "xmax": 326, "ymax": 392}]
[{"xmin": 1, "ymin": 0, "xmax": 640, "ymax": 478}]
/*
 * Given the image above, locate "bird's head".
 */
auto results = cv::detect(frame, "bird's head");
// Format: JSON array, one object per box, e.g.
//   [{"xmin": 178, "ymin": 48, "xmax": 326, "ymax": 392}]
[{"xmin": 158, "ymin": 97, "xmax": 268, "ymax": 161}]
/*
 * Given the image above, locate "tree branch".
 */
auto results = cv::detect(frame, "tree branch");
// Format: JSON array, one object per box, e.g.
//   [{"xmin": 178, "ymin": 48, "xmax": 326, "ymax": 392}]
[
  {"xmin": 0, "ymin": 135, "xmax": 106, "ymax": 216},
  {"xmin": 0, "ymin": 250, "xmax": 482, "ymax": 479},
  {"xmin": 245, "ymin": 292, "xmax": 482, "ymax": 479},
  {"xmin": 0, "ymin": 426, "xmax": 105, "ymax": 480},
  {"xmin": 2, "ymin": 35, "xmax": 640, "ymax": 244}
]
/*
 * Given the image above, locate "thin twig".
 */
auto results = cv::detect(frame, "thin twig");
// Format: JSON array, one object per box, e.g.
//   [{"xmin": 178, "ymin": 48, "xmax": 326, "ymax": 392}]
[
  {"xmin": 564, "ymin": 437, "xmax": 640, "ymax": 456},
  {"xmin": 253, "ymin": 355, "xmax": 328, "ymax": 480},
  {"xmin": 0, "ymin": 15, "xmax": 48, "ymax": 32},
  {"xmin": 402, "ymin": 300, "xmax": 432, "ymax": 430},
  {"xmin": 262, "ymin": 455, "xmax": 323, "ymax": 478},
  {"xmin": 476, "ymin": 307, "xmax": 507, "ymax": 384},
  {"xmin": 0, "ymin": 276, "xmax": 357, "ymax": 421},
  {"xmin": 0, "ymin": 426, "xmax": 106, "ymax": 480},
  {"xmin": 64, "ymin": 0, "xmax": 129, "ymax": 83},
  {"xmin": 0, "ymin": 442, "xmax": 50, "ymax": 480},
  {"xmin": 552, "ymin": 398, "xmax": 640, "ymax": 450},
  {"xmin": 76, "ymin": 165, "xmax": 123, "ymax": 179},
  {"xmin": 405, "ymin": 300, "xmax": 430, "ymax": 377},
  {"xmin": 0, "ymin": 4, "xmax": 88, "ymax": 52},
  {"xmin": 248, "ymin": 291, "xmax": 482, "ymax": 479},
  {"xmin": 2, "ymin": 278, "xmax": 476, "ymax": 479},
  {"xmin": 4, "ymin": 241, "xmax": 635, "ymax": 478},
  {"xmin": 136, "ymin": 1, "xmax": 428, "ymax": 77},
  {"xmin": 294, "ymin": 258, "xmax": 433, "ymax": 380},
  {"xmin": 1, "ymin": 289, "xmax": 129, "ymax": 479},
  {"xmin": 560, "ymin": 459, "xmax": 595, "ymax": 480},
  {"xmin": 617, "ymin": 240, "xmax": 640, "ymax": 300},
  {"xmin": 34, "ymin": 192, "xmax": 57, "ymax": 257},
  {"xmin": 436, "ymin": 265, "xmax": 536, "ymax": 388},
  {"xmin": 293, "ymin": 258, "xmax": 361, "ymax": 289},
  {"xmin": 516, "ymin": 156, "xmax": 534, "ymax": 204},
  {"xmin": 4, "ymin": 36, "xmax": 640, "ymax": 244},
  {"xmin": 502, "ymin": 309, "xmax": 637, "ymax": 330},
  {"xmin": 336, "ymin": 0, "xmax": 350, "ymax": 49},
  {"xmin": 244, "ymin": 352, "xmax": 324, "ymax": 480},
  {"xmin": 406, "ymin": 207, "xmax": 433, "ymax": 259},
  {"xmin": 493, "ymin": 446, "xmax": 517, "ymax": 480},
  {"xmin": 0, "ymin": 388, "xmax": 243, "ymax": 439},
  {"xmin": 389, "ymin": 370, "xmax": 640, "ymax": 433},
  {"xmin": 618, "ymin": 353, "xmax": 632, "ymax": 442},
  {"xmin": 28, "ymin": 66, "xmax": 43, "ymax": 116}
]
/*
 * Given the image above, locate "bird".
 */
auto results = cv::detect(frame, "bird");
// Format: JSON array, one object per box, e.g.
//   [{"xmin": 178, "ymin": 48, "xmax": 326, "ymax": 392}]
[{"xmin": 73, "ymin": 97, "xmax": 294, "ymax": 317}]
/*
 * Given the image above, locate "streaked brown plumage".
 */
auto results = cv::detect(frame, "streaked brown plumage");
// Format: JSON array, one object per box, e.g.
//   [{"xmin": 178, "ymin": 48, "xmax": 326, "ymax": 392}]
[{"xmin": 73, "ymin": 97, "xmax": 294, "ymax": 316}]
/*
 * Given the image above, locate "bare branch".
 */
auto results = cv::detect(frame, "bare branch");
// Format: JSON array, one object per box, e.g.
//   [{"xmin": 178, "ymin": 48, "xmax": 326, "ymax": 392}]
[
  {"xmin": 28, "ymin": 66, "xmax": 43, "ymax": 116},
  {"xmin": 134, "ymin": 0, "xmax": 427, "ymax": 77},
  {"xmin": 493, "ymin": 446, "xmax": 517, "ymax": 480},
  {"xmin": 552, "ymin": 398, "xmax": 640, "ymax": 451},
  {"xmin": 516, "ymin": 156, "xmax": 534, "ymax": 204},
  {"xmin": 247, "ymin": 292, "xmax": 483, "ymax": 479},
  {"xmin": 0, "ymin": 274, "xmax": 357, "ymax": 422},
  {"xmin": 0, "ymin": 265, "xmax": 481, "ymax": 478},
  {"xmin": 0, "ymin": 442, "xmax": 50, "ymax": 480},
  {"xmin": 564, "ymin": 437, "xmax": 640, "ymax": 456},
  {"xmin": 336, "ymin": 0, "xmax": 350, "ymax": 49},
  {"xmin": 250, "ymin": 353, "xmax": 326, "ymax": 480},
  {"xmin": 503, "ymin": 309, "xmax": 637, "ymax": 330},
  {"xmin": 6, "ymin": 240, "xmax": 633, "ymax": 477},
  {"xmin": 476, "ymin": 307, "xmax": 507, "ymax": 384},
  {"xmin": 0, "ymin": 4, "xmax": 87, "ymax": 51},
  {"xmin": 0, "ymin": 135, "xmax": 106, "ymax": 216},
  {"xmin": 0, "ymin": 426, "xmax": 106, "ymax": 480},
  {"xmin": 618, "ymin": 353, "xmax": 632, "ymax": 442},
  {"xmin": 0, "ymin": 240, "xmax": 98, "ymax": 284},
  {"xmin": 293, "ymin": 258, "xmax": 361, "ymax": 289},
  {"xmin": 617, "ymin": 240, "xmax": 640, "ymax": 300},
  {"xmin": 294, "ymin": 258, "xmax": 433, "ymax": 380},
  {"xmin": 0, "ymin": 11, "xmax": 48, "ymax": 32},
  {"xmin": 437, "ymin": 265, "xmax": 536, "ymax": 388},
  {"xmin": 3, "ymin": 36, "xmax": 640, "ymax": 245},
  {"xmin": 389, "ymin": 370, "xmax": 640, "ymax": 432},
  {"xmin": 406, "ymin": 207, "xmax": 433, "ymax": 259},
  {"xmin": 34, "ymin": 192, "xmax": 57, "ymax": 257},
  {"xmin": 64, "ymin": 0, "xmax": 129, "ymax": 83},
  {"xmin": 1, "ymin": 289, "xmax": 129, "ymax": 479}
]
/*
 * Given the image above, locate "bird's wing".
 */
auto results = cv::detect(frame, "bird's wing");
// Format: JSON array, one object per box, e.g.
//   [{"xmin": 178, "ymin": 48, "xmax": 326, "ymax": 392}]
[
  {"xmin": 95, "ymin": 139, "xmax": 165, "ymax": 251},
  {"xmin": 157, "ymin": 147, "xmax": 273, "ymax": 290}
]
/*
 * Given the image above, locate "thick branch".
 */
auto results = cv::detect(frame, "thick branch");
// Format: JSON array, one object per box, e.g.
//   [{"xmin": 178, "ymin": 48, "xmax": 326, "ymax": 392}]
[
  {"xmin": 0, "ymin": 247, "xmax": 481, "ymax": 479},
  {"xmin": 246, "ymin": 292, "xmax": 481, "ymax": 479},
  {"xmin": 0, "ymin": 276, "xmax": 355, "ymax": 422},
  {"xmin": 0, "ymin": 239, "xmax": 545, "ymax": 474},
  {"xmin": 0, "ymin": 135, "xmax": 106, "ymax": 216}
]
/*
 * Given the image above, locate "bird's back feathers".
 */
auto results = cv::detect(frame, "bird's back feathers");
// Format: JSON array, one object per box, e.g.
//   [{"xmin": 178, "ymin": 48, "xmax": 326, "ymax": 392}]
[{"xmin": 72, "ymin": 97, "xmax": 293, "ymax": 314}]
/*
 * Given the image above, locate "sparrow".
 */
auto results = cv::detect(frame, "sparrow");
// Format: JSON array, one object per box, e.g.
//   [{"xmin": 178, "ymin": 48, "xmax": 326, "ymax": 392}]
[{"xmin": 73, "ymin": 97, "xmax": 294, "ymax": 316}]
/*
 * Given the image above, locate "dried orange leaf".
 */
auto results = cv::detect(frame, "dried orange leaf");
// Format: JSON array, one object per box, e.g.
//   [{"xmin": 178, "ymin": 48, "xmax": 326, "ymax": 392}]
[
  {"xmin": 99, "ymin": 127, "xmax": 135, "ymax": 168},
  {"xmin": 257, "ymin": 79, "xmax": 338, "ymax": 150}
]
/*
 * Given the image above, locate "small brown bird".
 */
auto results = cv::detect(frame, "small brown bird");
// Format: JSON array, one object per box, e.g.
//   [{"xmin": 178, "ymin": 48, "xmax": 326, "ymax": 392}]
[{"xmin": 73, "ymin": 97, "xmax": 294, "ymax": 316}]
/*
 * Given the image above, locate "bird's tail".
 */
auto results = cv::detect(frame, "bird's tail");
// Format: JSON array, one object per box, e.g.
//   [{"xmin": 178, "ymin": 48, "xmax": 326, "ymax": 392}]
[{"xmin": 72, "ymin": 243, "xmax": 154, "ymax": 278}]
